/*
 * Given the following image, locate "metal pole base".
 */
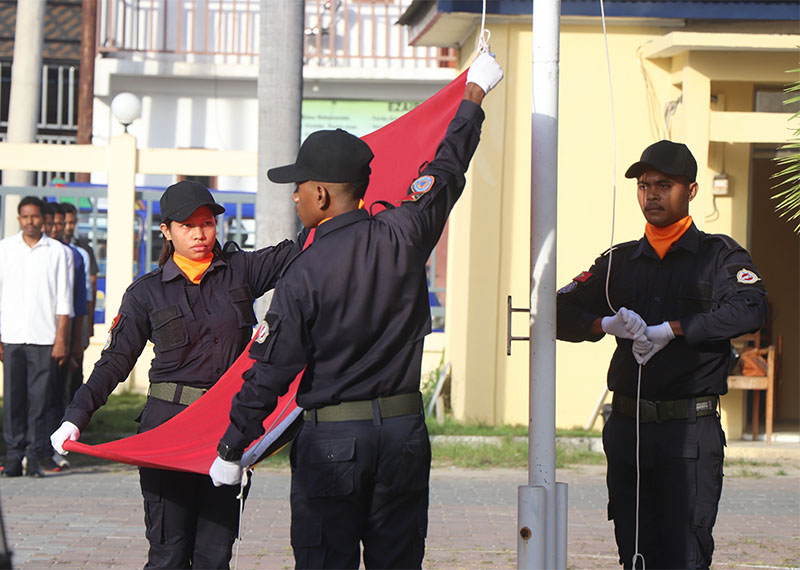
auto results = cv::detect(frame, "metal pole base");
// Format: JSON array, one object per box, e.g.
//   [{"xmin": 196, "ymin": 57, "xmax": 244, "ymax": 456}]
[{"xmin": 517, "ymin": 485, "xmax": 546, "ymax": 569}]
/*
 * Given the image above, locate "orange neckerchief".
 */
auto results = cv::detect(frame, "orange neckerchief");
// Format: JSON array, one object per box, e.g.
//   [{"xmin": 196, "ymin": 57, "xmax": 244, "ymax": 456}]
[
  {"xmin": 173, "ymin": 251, "xmax": 214, "ymax": 284},
  {"xmin": 314, "ymin": 199, "xmax": 366, "ymax": 230},
  {"xmin": 645, "ymin": 215, "xmax": 692, "ymax": 259}
]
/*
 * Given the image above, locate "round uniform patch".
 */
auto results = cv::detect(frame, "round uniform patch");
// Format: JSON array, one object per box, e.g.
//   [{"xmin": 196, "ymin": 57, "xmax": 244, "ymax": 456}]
[
  {"xmin": 255, "ymin": 323, "xmax": 270, "ymax": 343},
  {"xmin": 405, "ymin": 175, "xmax": 435, "ymax": 202},
  {"xmin": 412, "ymin": 175, "xmax": 434, "ymax": 193},
  {"xmin": 557, "ymin": 281, "xmax": 577, "ymax": 295},
  {"xmin": 103, "ymin": 314, "xmax": 121, "ymax": 351},
  {"xmin": 736, "ymin": 268, "xmax": 760, "ymax": 284}
]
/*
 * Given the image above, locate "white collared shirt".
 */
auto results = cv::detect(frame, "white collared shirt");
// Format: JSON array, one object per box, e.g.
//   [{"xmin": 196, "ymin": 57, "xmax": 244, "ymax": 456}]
[{"xmin": 0, "ymin": 232, "xmax": 73, "ymax": 345}]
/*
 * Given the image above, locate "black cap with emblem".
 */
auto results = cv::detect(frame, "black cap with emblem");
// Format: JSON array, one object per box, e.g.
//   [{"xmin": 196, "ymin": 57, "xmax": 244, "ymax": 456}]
[{"xmin": 267, "ymin": 129, "xmax": 374, "ymax": 185}]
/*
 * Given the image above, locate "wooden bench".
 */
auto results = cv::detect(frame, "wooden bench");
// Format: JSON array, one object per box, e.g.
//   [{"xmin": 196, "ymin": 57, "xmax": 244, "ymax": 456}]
[{"xmin": 727, "ymin": 339, "xmax": 780, "ymax": 444}]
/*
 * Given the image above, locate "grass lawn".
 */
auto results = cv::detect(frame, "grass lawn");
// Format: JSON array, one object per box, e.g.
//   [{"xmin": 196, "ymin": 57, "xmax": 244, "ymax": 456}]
[{"xmin": 1, "ymin": 392, "xmax": 605, "ymax": 469}]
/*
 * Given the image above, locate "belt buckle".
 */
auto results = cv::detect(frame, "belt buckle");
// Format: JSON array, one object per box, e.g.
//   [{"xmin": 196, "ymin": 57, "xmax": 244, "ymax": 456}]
[
  {"xmin": 696, "ymin": 398, "xmax": 713, "ymax": 413},
  {"xmin": 639, "ymin": 400, "xmax": 659, "ymax": 423}
]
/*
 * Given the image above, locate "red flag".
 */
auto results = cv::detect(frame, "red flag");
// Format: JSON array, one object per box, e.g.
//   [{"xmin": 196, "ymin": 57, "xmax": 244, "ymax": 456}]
[
  {"xmin": 64, "ymin": 71, "xmax": 468, "ymax": 473},
  {"xmin": 66, "ymin": 343, "xmax": 300, "ymax": 473},
  {"xmin": 363, "ymin": 71, "xmax": 467, "ymax": 207}
]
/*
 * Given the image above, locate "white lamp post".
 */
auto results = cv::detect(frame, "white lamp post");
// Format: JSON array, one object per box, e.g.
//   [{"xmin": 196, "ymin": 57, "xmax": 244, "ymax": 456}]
[
  {"xmin": 105, "ymin": 92, "xmax": 140, "ymax": 347},
  {"xmin": 110, "ymin": 92, "xmax": 142, "ymax": 132}
]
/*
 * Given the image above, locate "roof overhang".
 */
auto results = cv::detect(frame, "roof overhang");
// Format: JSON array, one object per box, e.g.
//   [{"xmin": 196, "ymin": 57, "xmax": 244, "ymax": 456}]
[
  {"xmin": 399, "ymin": 0, "xmax": 800, "ymax": 47},
  {"xmin": 398, "ymin": 2, "xmax": 482, "ymax": 48},
  {"xmin": 641, "ymin": 30, "xmax": 800, "ymax": 58}
]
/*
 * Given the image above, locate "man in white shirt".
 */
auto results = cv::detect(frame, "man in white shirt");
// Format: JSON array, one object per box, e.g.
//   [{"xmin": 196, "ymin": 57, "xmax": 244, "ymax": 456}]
[{"xmin": 0, "ymin": 196, "xmax": 73, "ymax": 477}]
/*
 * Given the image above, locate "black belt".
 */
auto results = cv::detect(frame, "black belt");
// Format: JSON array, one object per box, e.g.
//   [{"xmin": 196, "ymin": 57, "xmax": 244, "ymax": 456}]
[
  {"xmin": 612, "ymin": 393, "xmax": 717, "ymax": 423},
  {"xmin": 304, "ymin": 392, "xmax": 423, "ymax": 423},
  {"xmin": 148, "ymin": 382, "xmax": 208, "ymax": 406}
]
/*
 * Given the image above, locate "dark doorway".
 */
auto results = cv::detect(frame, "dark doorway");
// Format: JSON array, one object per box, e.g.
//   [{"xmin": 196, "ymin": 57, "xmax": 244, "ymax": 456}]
[{"xmin": 750, "ymin": 154, "xmax": 799, "ymax": 428}]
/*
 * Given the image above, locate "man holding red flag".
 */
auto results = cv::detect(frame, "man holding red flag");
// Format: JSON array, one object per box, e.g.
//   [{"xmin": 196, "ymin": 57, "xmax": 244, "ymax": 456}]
[{"xmin": 210, "ymin": 51, "xmax": 504, "ymax": 569}]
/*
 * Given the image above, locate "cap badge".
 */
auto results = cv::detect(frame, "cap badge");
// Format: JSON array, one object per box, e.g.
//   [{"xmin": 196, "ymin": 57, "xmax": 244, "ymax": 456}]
[{"xmin": 736, "ymin": 268, "xmax": 760, "ymax": 285}]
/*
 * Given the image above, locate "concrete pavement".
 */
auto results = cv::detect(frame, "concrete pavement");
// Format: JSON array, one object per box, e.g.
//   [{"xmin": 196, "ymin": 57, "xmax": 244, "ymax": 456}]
[{"xmin": 1, "ymin": 445, "xmax": 798, "ymax": 569}]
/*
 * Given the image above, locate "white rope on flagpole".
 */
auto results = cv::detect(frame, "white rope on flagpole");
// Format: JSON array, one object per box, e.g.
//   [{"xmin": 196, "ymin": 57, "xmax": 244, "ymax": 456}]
[
  {"xmin": 477, "ymin": 0, "xmax": 491, "ymax": 54},
  {"xmin": 598, "ymin": 1, "xmax": 646, "ymax": 566}
]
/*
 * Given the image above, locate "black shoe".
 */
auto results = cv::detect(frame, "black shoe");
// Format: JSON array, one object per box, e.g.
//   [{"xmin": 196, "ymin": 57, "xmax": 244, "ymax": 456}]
[
  {"xmin": 1, "ymin": 460, "xmax": 23, "ymax": 477},
  {"xmin": 52, "ymin": 452, "xmax": 70, "ymax": 470},
  {"xmin": 38, "ymin": 455, "xmax": 61, "ymax": 472},
  {"xmin": 37, "ymin": 456, "xmax": 60, "ymax": 473},
  {"xmin": 25, "ymin": 458, "xmax": 45, "ymax": 478}
]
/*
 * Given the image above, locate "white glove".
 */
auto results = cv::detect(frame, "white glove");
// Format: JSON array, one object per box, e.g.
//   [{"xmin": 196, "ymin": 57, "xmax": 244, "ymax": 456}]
[
  {"xmin": 632, "ymin": 335, "xmax": 654, "ymax": 365},
  {"xmin": 632, "ymin": 321, "xmax": 675, "ymax": 365},
  {"xmin": 466, "ymin": 52, "xmax": 504, "ymax": 95},
  {"xmin": 50, "ymin": 421, "xmax": 80, "ymax": 455},
  {"xmin": 209, "ymin": 456, "xmax": 243, "ymax": 487},
  {"xmin": 601, "ymin": 307, "xmax": 647, "ymax": 339}
]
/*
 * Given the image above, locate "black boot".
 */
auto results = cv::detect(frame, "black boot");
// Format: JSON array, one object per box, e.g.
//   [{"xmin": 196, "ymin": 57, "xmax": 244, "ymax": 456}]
[{"xmin": 1, "ymin": 459, "xmax": 22, "ymax": 477}]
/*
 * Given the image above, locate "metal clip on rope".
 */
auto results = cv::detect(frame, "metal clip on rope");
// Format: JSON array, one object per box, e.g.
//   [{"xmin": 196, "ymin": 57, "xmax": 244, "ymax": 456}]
[
  {"xmin": 232, "ymin": 466, "xmax": 253, "ymax": 570},
  {"xmin": 477, "ymin": 29, "xmax": 492, "ymax": 55},
  {"xmin": 477, "ymin": 0, "xmax": 491, "ymax": 56}
]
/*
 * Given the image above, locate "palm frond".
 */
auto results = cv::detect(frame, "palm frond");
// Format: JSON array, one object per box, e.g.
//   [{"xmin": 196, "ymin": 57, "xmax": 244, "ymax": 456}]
[{"xmin": 771, "ymin": 67, "xmax": 800, "ymax": 233}]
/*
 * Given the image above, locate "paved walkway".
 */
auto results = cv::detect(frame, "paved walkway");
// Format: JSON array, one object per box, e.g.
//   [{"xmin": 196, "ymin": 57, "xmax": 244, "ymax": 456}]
[{"xmin": 2, "ymin": 445, "xmax": 798, "ymax": 569}]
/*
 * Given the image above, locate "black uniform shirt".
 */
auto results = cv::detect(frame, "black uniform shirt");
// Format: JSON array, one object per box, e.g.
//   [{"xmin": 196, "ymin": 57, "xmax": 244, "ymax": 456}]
[
  {"xmin": 64, "ymin": 240, "xmax": 298, "ymax": 431},
  {"xmin": 221, "ymin": 100, "xmax": 485, "ymax": 450},
  {"xmin": 556, "ymin": 224, "xmax": 767, "ymax": 401}
]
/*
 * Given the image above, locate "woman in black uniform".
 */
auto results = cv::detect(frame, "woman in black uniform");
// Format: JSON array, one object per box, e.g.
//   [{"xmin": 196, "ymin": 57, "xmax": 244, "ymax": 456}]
[{"xmin": 50, "ymin": 181, "xmax": 299, "ymax": 569}]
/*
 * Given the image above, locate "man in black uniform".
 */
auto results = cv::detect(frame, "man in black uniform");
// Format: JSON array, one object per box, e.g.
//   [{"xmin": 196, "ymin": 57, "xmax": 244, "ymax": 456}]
[
  {"xmin": 209, "ymin": 52, "xmax": 504, "ymax": 568},
  {"xmin": 556, "ymin": 140, "xmax": 767, "ymax": 569}
]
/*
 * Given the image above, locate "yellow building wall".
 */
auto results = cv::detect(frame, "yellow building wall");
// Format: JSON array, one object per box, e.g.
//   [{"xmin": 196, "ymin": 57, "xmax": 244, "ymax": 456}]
[
  {"xmin": 554, "ymin": 24, "xmax": 677, "ymax": 430},
  {"xmin": 448, "ymin": 22, "xmax": 679, "ymax": 428},
  {"xmin": 445, "ymin": 25, "xmax": 513, "ymax": 424},
  {"xmin": 446, "ymin": 20, "xmax": 797, "ymax": 434}
]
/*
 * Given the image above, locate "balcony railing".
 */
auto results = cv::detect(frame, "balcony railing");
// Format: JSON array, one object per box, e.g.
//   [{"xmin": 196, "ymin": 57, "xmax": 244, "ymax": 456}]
[{"xmin": 98, "ymin": 0, "xmax": 455, "ymax": 69}]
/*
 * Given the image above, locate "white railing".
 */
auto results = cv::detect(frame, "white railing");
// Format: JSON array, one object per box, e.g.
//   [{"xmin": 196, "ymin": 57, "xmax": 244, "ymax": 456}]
[{"xmin": 98, "ymin": 0, "xmax": 455, "ymax": 69}]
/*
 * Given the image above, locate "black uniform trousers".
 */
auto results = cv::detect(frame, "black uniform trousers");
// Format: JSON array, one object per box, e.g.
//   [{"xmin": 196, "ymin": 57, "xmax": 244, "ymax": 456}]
[
  {"xmin": 46, "ymin": 361, "xmax": 70, "ymax": 450},
  {"xmin": 2, "ymin": 343, "xmax": 57, "ymax": 463},
  {"xmin": 289, "ymin": 412, "xmax": 431, "ymax": 569},
  {"xmin": 603, "ymin": 408, "xmax": 725, "ymax": 569},
  {"xmin": 139, "ymin": 467, "xmax": 241, "ymax": 569},
  {"xmin": 138, "ymin": 398, "xmax": 244, "ymax": 569}
]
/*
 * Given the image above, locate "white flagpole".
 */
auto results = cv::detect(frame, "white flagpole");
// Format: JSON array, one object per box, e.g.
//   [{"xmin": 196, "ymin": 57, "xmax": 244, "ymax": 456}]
[{"xmin": 518, "ymin": 0, "xmax": 567, "ymax": 568}]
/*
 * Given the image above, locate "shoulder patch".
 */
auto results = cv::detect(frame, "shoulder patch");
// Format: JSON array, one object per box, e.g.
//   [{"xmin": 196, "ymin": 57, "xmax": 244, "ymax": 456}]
[
  {"xmin": 736, "ymin": 268, "xmax": 761, "ymax": 285},
  {"xmin": 558, "ymin": 270, "xmax": 593, "ymax": 294},
  {"xmin": 557, "ymin": 281, "xmax": 577, "ymax": 295},
  {"xmin": 103, "ymin": 314, "xmax": 122, "ymax": 351},
  {"xmin": 404, "ymin": 175, "xmax": 435, "ymax": 202}
]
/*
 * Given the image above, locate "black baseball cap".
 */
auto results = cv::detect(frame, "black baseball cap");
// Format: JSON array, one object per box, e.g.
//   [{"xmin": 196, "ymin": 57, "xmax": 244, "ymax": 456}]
[
  {"xmin": 160, "ymin": 180, "xmax": 225, "ymax": 222},
  {"xmin": 624, "ymin": 140, "xmax": 697, "ymax": 182},
  {"xmin": 267, "ymin": 129, "xmax": 374, "ymax": 184}
]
